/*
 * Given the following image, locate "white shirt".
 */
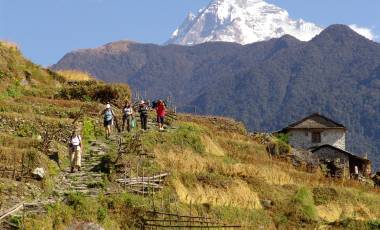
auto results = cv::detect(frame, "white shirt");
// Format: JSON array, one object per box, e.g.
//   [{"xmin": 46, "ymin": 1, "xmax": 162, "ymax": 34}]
[
  {"xmin": 71, "ymin": 135, "xmax": 81, "ymax": 146},
  {"xmin": 124, "ymin": 107, "xmax": 133, "ymax": 115}
]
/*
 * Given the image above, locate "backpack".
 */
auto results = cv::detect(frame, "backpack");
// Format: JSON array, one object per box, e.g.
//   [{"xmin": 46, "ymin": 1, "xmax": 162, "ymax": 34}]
[
  {"xmin": 131, "ymin": 118, "xmax": 136, "ymax": 128},
  {"xmin": 69, "ymin": 135, "xmax": 81, "ymax": 148},
  {"xmin": 104, "ymin": 109, "xmax": 113, "ymax": 121},
  {"xmin": 152, "ymin": 101, "xmax": 158, "ymax": 109}
]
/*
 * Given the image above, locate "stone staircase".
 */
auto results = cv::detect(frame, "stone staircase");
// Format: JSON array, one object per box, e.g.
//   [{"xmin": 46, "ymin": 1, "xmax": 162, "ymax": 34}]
[{"xmin": 53, "ymin": 140, "xmax": 109, "ymax": 197}]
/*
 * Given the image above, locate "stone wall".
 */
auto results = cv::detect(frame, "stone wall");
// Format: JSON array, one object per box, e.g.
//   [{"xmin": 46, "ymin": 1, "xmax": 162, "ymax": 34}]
[
  {"xmin": 313, "ymin": 146, "xmax": 350, "ymax": 178},
  {"xmin": 288, "ymin": 129, "xmax": 345, "ymax": 150}
]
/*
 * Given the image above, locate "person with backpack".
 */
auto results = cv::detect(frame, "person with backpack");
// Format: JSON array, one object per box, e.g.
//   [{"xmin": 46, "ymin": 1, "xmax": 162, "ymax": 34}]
[
  {"xmin": 122, "ymin": 102, "xmax": 134, "ymax": 132},
  {"xmin": 138, "ymin": 100, "xmax": 149, "ymax": 130},
  {"xmin": 101, "ymin": 103, "xmax": 116, "ymax": 138},
  {"xmin": 156, "ymin": 100, "xmax": 166, "ymax": 131},
  {"xmin": 68, "ymin": 129, "xmax": 83, "ymax": 173}
]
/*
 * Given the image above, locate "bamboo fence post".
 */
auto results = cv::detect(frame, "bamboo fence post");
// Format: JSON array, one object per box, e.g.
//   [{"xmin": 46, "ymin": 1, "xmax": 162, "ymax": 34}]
[
  {"xmin": 142, "ymin": 167, "xmax": 145, "ymax": 196},
  {"xmin": 189, "ymin": 200, "xmax": 192, "ymax": 228},
  {"xmin": 12, "ymin": 152, "xmax": 16, "ymax": 179},
  {"xmin": 124, "ymin": 164, "xmax": 127, "ymax": 191},
  {"xmin": 152, "ymin": 173, "xmax": 155, "ymax": 211},
  {"xmin": 21, "ymin": 151, "xmax": 25, "ymax": 181},
  {"xmin": 129, "ymin": 161, "xmax": 132, "ymax": 190}
]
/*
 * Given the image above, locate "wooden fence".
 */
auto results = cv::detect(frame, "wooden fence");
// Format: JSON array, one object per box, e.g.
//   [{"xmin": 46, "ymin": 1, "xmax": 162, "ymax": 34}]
[{"xmin": 143, "ymin": 210, "xmax": 241, "ymax": 229}]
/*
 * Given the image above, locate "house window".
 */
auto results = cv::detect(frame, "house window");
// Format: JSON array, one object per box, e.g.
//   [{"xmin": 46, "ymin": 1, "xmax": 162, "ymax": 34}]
[{"xmin": 312, "ymin": 132, "xmax": 321, "ymax": 143}]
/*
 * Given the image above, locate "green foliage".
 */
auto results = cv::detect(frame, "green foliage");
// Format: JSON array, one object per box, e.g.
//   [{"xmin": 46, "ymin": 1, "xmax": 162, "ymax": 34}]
[
  {"xmin": 122, "ymin": 192, "xmax": 148, "ymax": 208},
  {"xmin": 66, "ymin": 192, "xmax": 86, "ymax": 210},
  {"xmin": 83, "ymin": 117, "xmax": 96, "ymax": 141},
  {"xmin": 170, "ymin": 122, "xmax": 205, "ymax": 153},
  {"xmin": 368, "ymin": 219, "xmax": 380, "ymax": 229},
  {"xmin": 267, "ymin": 137, "xmax": 291, "ymax": 155},
  {"xmin": 291, "ymin": 187, "xmax": 318, "ymax": 222},
  {"xmin": 10, "ymin": 215, "xmax": 23, "ymax": 229},
  {"xmin": 213, "ymin": 206, "xmax": 272, "ymax": 228},
  {"xmin": 97, "ymin": 207, "xmax": 108, "ymax": 222},
  {"xmin": 0, "ymin": 70, "xmax": 6, "ymax": 79},
  {"xmin": 1, "ymin": 81, "xmax": 23, "ymax": 99},
  {"xmin": 142, "ymin": 122, "xmax": 205, "ymax": 154},
  {"xmin": 276, "ymin": 133, "xmax": 289, "ymax": 144},
  {"xmin": 16, "ymin": 122, "xmax": 38, "ymax": 137},
  {"xmin": 46, "ymin": 202, "xmax": 74, "ymax": 228},
  {"xmin": 57, "ymin": 81, "xmax": 131, "ymax": 107}
]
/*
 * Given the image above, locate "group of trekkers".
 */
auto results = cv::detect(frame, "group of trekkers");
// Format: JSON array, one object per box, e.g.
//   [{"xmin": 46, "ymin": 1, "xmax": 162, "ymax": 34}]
[
  {"xmin": 102, "ymin": 99, "xmax": 167, "ymax": 136},
  {"xmin": 67, "ymin": 99, "xmax": 167, "ymax": 173}
]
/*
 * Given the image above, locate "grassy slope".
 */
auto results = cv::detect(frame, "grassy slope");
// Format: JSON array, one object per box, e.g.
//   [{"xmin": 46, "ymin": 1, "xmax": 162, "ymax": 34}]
[
  {"xmin": 0, "ymin": 41, "xmax": 379, "ymax": 229},
  {"xmin": 141, "ymin": 115, "xmax": 380, "ymax": 229}
]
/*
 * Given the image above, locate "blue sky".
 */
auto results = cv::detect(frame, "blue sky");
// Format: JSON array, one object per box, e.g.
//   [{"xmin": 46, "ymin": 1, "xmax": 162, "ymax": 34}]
[{"xmin": 1, "ymin": 0, "xmax": 379, "ymax": 66}]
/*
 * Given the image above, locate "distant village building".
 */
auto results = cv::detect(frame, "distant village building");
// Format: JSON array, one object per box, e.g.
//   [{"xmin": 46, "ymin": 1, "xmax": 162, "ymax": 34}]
[
  {"xmin": 280, "ymin": 113, "xmax": 346, "ymax": 150},
  {"xmin": 279, "ymin": 113, "xmax": 371, "ymax": 179}
]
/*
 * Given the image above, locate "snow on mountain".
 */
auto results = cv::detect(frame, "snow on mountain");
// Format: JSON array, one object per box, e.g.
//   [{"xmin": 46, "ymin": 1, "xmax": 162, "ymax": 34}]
[{"xmin": 167, "ymin": 0, "xmax": 373, "ymax": 45}]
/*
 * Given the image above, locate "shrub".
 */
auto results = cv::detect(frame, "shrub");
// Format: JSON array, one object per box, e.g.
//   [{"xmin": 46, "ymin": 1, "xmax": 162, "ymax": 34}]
[
  {"xmin": 291, "ymin": 187, "xmax": 318, "ymax": 222},
  {"xmin": 368, "ymin": 219, "xmax": 380, "ymax": 229},
  {"xmin": 276, "ymin": 133, "xmax": 289, "ymax": 144},
  {"xmin": 16, "ymin": 122, "xmax": 38, "ymax": 137},
  {"xmin": 97, "ymin": 207, "xmax": 108, "ymax": 222},
  {"xmin": 56, "ymin": 70, "xmax": 94, "ymax": 81},
  {"xmin": 83, "ymin": 117, "xmax": 96, "ymax": 141},
  {"xmin": 57, "ymin": 80, "xmax": 131, "ymax": 107},
  {"xmin": 170, "ymin": 123, "xmax": 205, "ymax": 153}
]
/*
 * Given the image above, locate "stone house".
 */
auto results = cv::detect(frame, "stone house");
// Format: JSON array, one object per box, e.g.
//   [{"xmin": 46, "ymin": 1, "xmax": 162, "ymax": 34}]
[
  {"xmin": 279, "ymin": 113, "xmax": 346, "ymax": 150},
  {"xmin": 278, "ymin": 113, "xmax": 371, "ymax": 179}
]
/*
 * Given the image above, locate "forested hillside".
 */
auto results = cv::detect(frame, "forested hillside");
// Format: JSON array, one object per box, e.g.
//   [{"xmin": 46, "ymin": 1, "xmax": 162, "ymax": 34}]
[{"xmin": 53, "ymin": 25, "xmax": 380, "ymax": 169}]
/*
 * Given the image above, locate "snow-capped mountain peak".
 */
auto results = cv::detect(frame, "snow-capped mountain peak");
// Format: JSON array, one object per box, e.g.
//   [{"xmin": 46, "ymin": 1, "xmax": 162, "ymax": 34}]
[{"xmin": 167, "ymin": 0, "xmax": 323, "ymax": 45}]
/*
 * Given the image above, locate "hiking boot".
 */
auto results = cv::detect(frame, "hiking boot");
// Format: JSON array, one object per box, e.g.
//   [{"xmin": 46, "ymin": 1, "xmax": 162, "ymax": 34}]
[{"xmin": 70, "ymin": 167, "xmax": 74, "ymax": 173}]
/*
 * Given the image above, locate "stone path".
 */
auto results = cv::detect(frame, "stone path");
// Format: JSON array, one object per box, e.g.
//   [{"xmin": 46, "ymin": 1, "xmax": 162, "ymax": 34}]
[{"xmin": 53, "ymin": 140, "xmax": 109, "ymax": 197}]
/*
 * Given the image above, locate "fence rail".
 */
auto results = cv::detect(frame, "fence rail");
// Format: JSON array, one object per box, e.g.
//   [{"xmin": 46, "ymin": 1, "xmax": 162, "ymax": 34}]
[{"xmin": 143, "ymin": 210, "xmax": 241, "ymax": 229}]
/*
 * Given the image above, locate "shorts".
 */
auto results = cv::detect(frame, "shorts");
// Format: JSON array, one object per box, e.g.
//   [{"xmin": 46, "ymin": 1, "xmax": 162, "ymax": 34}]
[
  {"xmin": 104, "ymin": 119, "xmax": 112, "ymax": 127},
  {"xmin": 157, "ymin": 116, "xmax": 165, "ymax": 124}
]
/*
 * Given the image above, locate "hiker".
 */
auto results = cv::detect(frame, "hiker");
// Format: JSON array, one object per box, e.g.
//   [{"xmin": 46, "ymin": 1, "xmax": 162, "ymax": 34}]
[
  {"xmin": 101, "ymin": 103, "xmax": 116, "ymax": 138},
  {"xmin": 68, "ymin": 130, "xmax": 83, "ymax": 173},
  {"xmin": 156, "ymin": 100, "xmax": 166, "ymax": 131},
  {"xmin": 138, "ymin": 100, "xmax": 149, "ymax": 130},
  {"xmin": 122, "ymin": 101, "xmax": 134, "ymax": 132}
]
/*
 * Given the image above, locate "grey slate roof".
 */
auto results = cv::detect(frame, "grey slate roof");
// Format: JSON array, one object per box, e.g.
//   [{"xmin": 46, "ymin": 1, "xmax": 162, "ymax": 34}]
[{"xmin": 283, "ymin": 113, "xmax": 346, "ymax": 131}]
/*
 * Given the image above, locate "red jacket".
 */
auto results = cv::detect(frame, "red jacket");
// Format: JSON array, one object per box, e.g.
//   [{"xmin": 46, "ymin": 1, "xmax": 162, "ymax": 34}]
[{"xmin": 156, "ymin": 103, "xmax": 166, "ymax": 117}]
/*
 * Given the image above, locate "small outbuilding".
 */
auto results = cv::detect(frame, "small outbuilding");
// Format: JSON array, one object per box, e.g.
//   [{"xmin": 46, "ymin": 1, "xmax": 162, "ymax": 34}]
[
  {"xmin": 279, "ymin": 113, "xmax": 346, "ymax": 150},
  {"xmin": 311, "ymin": 144, "xmax": 372, "ymax": 179}
]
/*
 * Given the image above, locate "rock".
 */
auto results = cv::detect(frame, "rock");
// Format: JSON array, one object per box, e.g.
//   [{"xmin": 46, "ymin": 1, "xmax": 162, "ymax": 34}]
[
  {"xmin": 261, "ymin": 199, "xmax": 273, "ymax": 208},
  {"xmin": 32, "ymin": 168, "xmax": 45, "ymax": 180},
  {"xmin": 373, "ymin": 171, "xmax": 380, "ymax": 187},
  {"xmin": 67, "ymin": 222, "xmax": 105, "ymax": 230}
]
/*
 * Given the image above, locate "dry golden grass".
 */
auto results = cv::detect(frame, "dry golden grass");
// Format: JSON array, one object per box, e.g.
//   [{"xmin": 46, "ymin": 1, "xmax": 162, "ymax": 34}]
[
  {"xmin": 15, "ymin": 96, "xmax": 86, "ymax": 108},
  {"xmin": 0, "ymin": 134, "xmax": 39, "ymax": 149},
  {"xmin": 173, "ymin": 178, "xmax": 262, "ymax": 209},
  {"xmin": 0, "ymin": 40, "xmax": 19, "ymax": 50},
  {"xmin": 56, "ymin": 70, "xmax": 94, "ymax": 81},
  {"xmin": 203, "ymin": 135, "xmax": 225, "ymax": 156}
]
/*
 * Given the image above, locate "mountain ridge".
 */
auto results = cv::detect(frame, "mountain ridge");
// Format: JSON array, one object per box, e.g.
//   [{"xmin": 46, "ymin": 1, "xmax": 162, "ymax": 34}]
[{"xmin": 167, "ymin": 0, "xmax": 323, "ymax": 45}]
